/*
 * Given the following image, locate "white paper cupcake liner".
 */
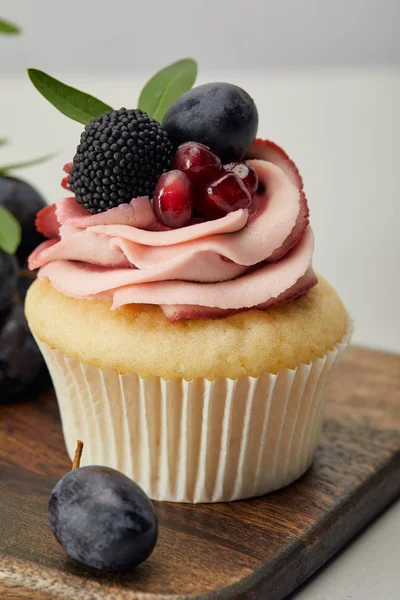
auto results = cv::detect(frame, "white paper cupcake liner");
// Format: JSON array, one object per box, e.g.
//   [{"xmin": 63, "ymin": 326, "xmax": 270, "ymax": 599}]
[{"xmin": 36, "ymin": 325, "xmax": 352, "ymax": 503}]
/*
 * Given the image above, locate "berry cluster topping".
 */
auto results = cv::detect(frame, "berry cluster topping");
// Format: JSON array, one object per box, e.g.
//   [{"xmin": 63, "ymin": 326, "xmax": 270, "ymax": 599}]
[
  {"xmin": 33, "ymin": 60, "xmax": 261, "ymax": 223},
  {"xmin": 153, "ymin": 141, "xmax": 259, "ymax": 227},
  {"xmin": 69, "ymin": 108, "xmax": 174, "ymax": 213}
]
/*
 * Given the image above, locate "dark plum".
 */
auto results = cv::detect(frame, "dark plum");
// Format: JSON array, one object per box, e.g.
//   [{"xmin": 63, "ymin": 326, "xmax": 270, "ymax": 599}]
[
  {"xmin": 49, "ymin": 465, "xmax": 158, "ymax": 572},
  {"xmin": 0, "ymin": 301, "xmax": 45, "ymax": 403},
  {"xmin": 163, "ymin": 82, "xmax": 258, "ymax": 163},
  {"xmin": 0, "ymin": 250, "xmax": 18, "ymax": 312},
  {"xmin": 0, "ymin": 176, "xmax": 46, "ymax": 261}
]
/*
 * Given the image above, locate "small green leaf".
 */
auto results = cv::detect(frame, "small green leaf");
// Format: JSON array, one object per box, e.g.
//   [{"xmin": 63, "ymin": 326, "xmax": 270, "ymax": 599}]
[
  {"xmin": 138, "ymin": 58, "xmax": 197, "ymax": 122},
  {"xmin": 0, "ymin": 138, "xmax": 8, "ymax": 147},
  {"xmin": 0, "ymin": 152, "xmax": 56, "ymax": 175},
  {"xmin": 27, "ymin": 69, "xmax": 113, "ymax": 125},
  {"xmin": 0, "ymin": 205, "xmax": 21, "ymax": 254},
  {"xmin": 0, "ymin": 19, "xmax": 21, "ymax": 34}
]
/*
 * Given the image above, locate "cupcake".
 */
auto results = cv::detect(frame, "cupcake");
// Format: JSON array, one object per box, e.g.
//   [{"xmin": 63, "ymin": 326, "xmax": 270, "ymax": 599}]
[{"xmin": 26, "ymin": 63, "xmax": 351, "ymax": 503}]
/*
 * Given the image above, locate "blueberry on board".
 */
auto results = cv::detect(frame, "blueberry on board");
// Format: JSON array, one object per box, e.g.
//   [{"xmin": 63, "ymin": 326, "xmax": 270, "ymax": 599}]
[
  {"xmin": 0, "ymin": 176, "xmax": 46, "ymax": 261},
  {"xmin": 0, "ymin": 250, "xmax": 18, "ymax": 312},
  {"xmin": 0, "ymin": 300, "xmax": 45, "ymax": 403},
  {"xmin": 48, "ymin": 466, "xmax": 158, "ymax": 572},
  {"xmin": 163, "ymin": 82, "xmax": 259, "ymax": 163}
]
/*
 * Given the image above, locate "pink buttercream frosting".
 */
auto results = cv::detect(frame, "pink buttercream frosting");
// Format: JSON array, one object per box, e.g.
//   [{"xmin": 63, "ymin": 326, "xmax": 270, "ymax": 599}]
[{"xmin": 29, "ymin": 146, "xmax": 317, "ymax": 321}]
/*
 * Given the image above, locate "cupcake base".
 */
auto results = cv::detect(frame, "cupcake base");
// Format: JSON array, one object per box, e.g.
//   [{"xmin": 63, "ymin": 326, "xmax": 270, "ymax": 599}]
[{"xmin": 36, "ymin": 325, "xmax": 351, "ymax": 503}]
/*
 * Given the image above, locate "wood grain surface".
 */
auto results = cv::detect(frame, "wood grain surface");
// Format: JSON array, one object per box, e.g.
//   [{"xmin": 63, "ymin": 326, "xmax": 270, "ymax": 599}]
[{"xmin": 0, "ymin": 346, "xmax": 399, "ymax": 600}]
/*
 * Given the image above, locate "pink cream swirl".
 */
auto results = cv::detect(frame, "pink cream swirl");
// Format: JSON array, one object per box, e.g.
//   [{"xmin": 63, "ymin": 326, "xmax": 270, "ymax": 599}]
[{"xmin": 29, "ymin": 141, "xmax": 317, "ymax": 322}]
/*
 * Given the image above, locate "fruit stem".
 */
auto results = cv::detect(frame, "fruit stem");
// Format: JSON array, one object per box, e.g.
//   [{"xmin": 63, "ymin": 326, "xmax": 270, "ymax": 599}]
[
  {"xmin": 18, "ymin": 268, "xmax": 36, "ymax": 280},
  {"xmin": 72, "ymin": 440, "xmax": 84, "ymax": 470}
]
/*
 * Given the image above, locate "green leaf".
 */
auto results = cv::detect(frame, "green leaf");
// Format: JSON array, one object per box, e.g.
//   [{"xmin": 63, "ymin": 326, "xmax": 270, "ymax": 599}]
[
  {"xmin": 138, "ymin": 58, "xmax": 197, "ymax": 122},
  {"xmin": 0, "ymin": 152, "xmax": 56, "ymax": 175},
  {"xmin": 0, "ymin": 205, "xmax": 21, "ymax": 254},
  {"xmin": 27, "ymin": 69, "xmax": 113, "ymax": 125},
  {"xmin": 0, "ymin": 138, "xmax": 8, "ymax": 147},
  {"xmin": 0, "ymin": 19, "xmax": 21, "ymax": 34}
]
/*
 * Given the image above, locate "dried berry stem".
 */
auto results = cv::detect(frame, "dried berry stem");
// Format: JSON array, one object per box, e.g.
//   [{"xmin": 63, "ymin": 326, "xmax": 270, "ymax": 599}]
[
  {"xmin": 18, "ymin": 268, "xmax": 37, "ymax": 280},
  {"xmin": 72, "ymin": 440, "xmax": 84, "ymax": 470}
]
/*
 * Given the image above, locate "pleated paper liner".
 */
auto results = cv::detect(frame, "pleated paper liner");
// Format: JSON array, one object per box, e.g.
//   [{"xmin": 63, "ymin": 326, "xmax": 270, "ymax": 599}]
[{"xmin": 36, "ymin": 325, "xmax": 352, "ymax": 503}]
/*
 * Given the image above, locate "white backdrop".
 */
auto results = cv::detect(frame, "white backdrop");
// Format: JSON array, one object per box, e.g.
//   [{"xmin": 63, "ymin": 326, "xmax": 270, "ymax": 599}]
[
  {"xmin": 2, "ymin": 68, "xmax": 399, "ymax": 353},
  {"xmin": 1, "ymin": 0, "xmax": 399, "ymax": 72}
]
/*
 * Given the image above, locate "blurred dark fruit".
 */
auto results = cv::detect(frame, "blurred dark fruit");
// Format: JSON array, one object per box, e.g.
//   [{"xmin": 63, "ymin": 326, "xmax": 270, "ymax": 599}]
[
  {"xmin": 17, "ymin": 270, "xmax": 37, "ymax": 302},
  {"xmin": 49, "ymin": 466, "xmax": 158, "ymax": 572},
  {"xmin": 0, "ymin": 176, "xmax": 46, "ymax": 262},
  {"xmin": 0, "ymin": 301, "xmax": 45, "ymax": 403},
  {"xmin": 0, "ymin": 250, "xmax": 18, "ymax": 312}
]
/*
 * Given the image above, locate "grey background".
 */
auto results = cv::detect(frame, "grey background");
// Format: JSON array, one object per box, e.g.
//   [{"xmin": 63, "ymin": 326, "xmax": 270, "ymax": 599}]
[{"xmin": 1, "ymin": 0, "xmax": 399, "ymax": 74}]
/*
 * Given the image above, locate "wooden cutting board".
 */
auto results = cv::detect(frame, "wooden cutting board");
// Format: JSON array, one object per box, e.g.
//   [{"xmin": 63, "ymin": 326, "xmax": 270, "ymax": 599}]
[{"xmin": 0, "ymin": 346, "xmax": 399, "ymax": 600}]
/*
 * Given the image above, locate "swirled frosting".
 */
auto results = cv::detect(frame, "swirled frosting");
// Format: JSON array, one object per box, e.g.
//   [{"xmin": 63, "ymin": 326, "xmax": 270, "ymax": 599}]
[{"xmin": 29, "ymin": 143, "xmax": 317, "ymax": 321}]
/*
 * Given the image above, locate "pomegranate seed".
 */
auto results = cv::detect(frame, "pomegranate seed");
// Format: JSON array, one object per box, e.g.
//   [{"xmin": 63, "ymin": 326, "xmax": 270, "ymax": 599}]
[
  {"xmin": 224, "ymin": 162, "xmax": 258, "ymax": 196},
  {"xmin": 173, "ymin": 142, "xmax": 223, "ymax": 185},
  {"xmin": 196, "ymin": 172, "xmax": 251, "ymax": 220},
  {"xmin": 153, "ymin": 170, "xmax": 193, "ymax": 228},
  {"xmin": 61, "ymin": 175, "xmax": 70, "ymax": 190}
]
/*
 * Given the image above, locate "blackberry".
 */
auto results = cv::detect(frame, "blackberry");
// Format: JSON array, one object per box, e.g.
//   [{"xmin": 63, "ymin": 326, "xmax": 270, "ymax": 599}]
[{"xmin": 69, "ymin": 108, "xmax": 174, "ymax": 213}]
